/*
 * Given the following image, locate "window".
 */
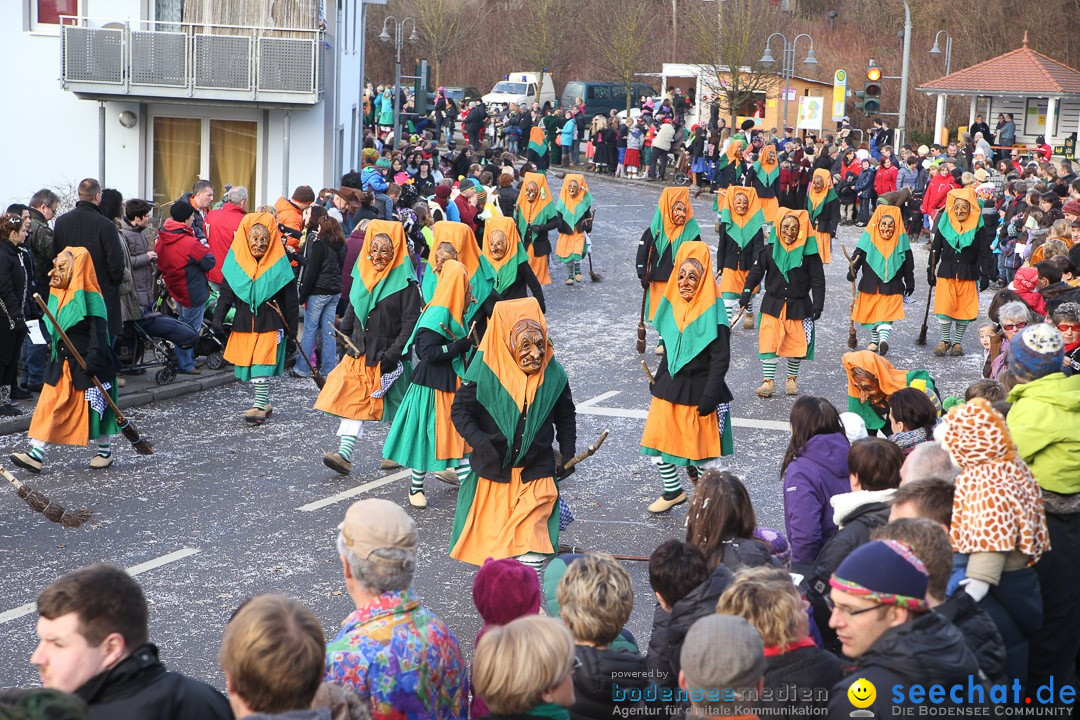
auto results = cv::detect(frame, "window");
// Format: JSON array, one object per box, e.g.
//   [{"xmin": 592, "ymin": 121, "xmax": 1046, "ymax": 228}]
[
  {"xmin": 31, "ymin": 0, "xmax": 80, "ymax": 29},
  {"xmin": 588, "ymin": 85, "xmax": 611, "ymax": 100},
  {"xmin": 152, "ymin": 116, "xmax": 258, "ymax": 209}
]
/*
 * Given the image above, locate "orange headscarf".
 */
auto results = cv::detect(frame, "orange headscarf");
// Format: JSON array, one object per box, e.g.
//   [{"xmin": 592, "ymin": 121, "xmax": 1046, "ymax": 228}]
[
  {"xmin": 426, "ymin": 259, "xmax": 469, "ymax": 324},
  {"xmin": 474, "ymin": 297, "xmax": 554, "ymax": 412},
  {"xmin": 482, "ymin": 216, "xmax": 525, "ymax": 276},
  {"xmin": 229, "ymin": 211, "xmax": 289, "ymax": 281},
  {"xmin": 807, "ymin": 168, "xmax": 835, "ymax": 209},
  {"xmin": 515, "ymin": 172, "xmax": 554, "ymax": 224},
  {"xmin": 842, "ymin": 350, "xmax": 910, "ymax": 400},
  {"xmin": 719, "ymin": 185, "xmax": 764, "ymax": 229},
  {"xmin": 431, "ymin": 220, "xmax": 482, "ymax": 277},
  {"xmin": 557, "ymin": 174, "xmax": 591, "ymax": 220},
  {"xmin": 943, "ymin": 187, "xmax": 981, "ymax": 236}
]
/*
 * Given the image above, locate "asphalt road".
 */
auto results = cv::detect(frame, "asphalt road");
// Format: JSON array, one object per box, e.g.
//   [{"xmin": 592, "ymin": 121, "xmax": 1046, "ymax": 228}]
[{"xmin": 0, "ymin": 174, "xmax": 986, "ymax": 691}]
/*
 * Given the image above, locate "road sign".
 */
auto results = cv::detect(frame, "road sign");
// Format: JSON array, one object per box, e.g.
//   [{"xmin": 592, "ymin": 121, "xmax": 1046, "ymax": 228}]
[{"xmin": 832, "ymin": 69, "xmax": 847, "ymax": 121}]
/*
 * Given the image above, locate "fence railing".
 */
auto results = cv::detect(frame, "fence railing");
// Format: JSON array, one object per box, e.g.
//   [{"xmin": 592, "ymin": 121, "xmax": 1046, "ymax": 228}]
[{"xmin": 60, "ymin": 17, "xmax": 324, "ymax": 104}]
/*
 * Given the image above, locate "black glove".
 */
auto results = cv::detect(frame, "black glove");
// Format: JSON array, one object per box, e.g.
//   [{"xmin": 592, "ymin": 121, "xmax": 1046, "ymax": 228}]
[
  {"xmin": 85, "ymin": 349, "xmax": 108, "ymax": 378},
  {"xmin": 554, "ymin": 463, "xmax": 575, "ymax": 480},
  {"xmin": 979, "ymin": 276, "xmax": 990, "ymax": 292},
  {"xmin": 529, "ymin": 224, "xmax": 543, "ymax": 236},
  {"xmin": 639, "ymin": 275, "xmax": 649, "ymax": 290},
  {"xmin": 738, "ymin": 292, "xmax": 750, "ymax": 309},
  {"xmin": 453, "ymin": 337, "xmax": 473, "ymax": 354},
  {"xmin": 926, "ymin": 269, "xmax": 937, "ymax": 287},
  {"xmin": 904, "ymin": 282, "xmax": 915, "ymax": 297},
  {"xmin": 846, "ymin": 268, "xmax": 856, "ymax": 282},
  {"xmin": 211, "ymin": 321, "xmax": 224, "ymax": 334},
  {"xmin": 812, "ymin": 309, "xmax": 822, "ymax": 321},
  {"xmin": 697, "ymin": 402, "xmax": 716, "ymax": 417}
]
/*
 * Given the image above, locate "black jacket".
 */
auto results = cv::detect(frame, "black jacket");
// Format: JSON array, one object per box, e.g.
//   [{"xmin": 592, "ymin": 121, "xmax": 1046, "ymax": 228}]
[
  {"xmin": 297, "ymin": 234, "xmax": 345, "ymax": 302},
  {"xmin": 213, "ymin": 276, "xmax": 300, "ymax": 337},
  {"xmin": 451, "ymin": 379, "xmax": 575, "ymax": 483},
  {"xmin": 408, "ymin": 328, "xmax": 472, "ymax": 392},
  {"xmin": 850, "ymin": 246, "xmax": 915, "ymax": 296},
  {"xmin": 0, "ymin": 239, "xmax": 27, "ymax": 329},
  {"xmin": 569, "ymin": 644, "xmax": 650, "ymax": 720},
  {"xmin": 760, "ymin": 646, "xmax": 846, "ymax": 720},
  {"xmin": 742, "ymin": 245, "xmax": 825, "ymax": 320},
  {"xmin": 27, "ymin": 207, "xmax": 54, "ymax": 294},
  {"xmin": 930, "ymin": 225, "xmax": 992, "ymax": 282},
  {"xmin": 53, "ymin": 201, "xmax": 126, "ymax": 337},
  {"xmin": 465, "ymin": 103, "xmax": 488, "ymax": 134},
  {"xmin": 496, "ymin": 186, "xmax": 519, "ymax": 217},
  {"xmin": 716, "ymin": 224, "xmax": 765, "ymax": 273},
  {"xmin": 498, "ymin": 260, "xmax": 546, "ymax": 313},
  {"xmin": 936, "ymin": 592, "xmax": 1008, "ymax": 685},
  {"xmin": 44, "ymin": 315, "xmax": 121, "ymax": 389},
  {"xmin": 810, "ymin": 197, "xmax": 840, "ymax": 236},
  {"xmin": 646, "ymin": 563, "xmax": 736, "ymax": 690},
  {"xmin": 74, "ymin": 643, "xmax": 232, "ymax": 720},
  {"xmin": 520, "ymin": 214, "xmax": 559, "ymax": 257},
  {"xmin": 339, "ymin": 283, "xmax": 422, "ymax": 369},
  {"xmin": 826, "ymin": 613, "xmax": 987, "ymax": 719},
  {"xmin": 651, "ymin": 328, "xmax": 733, "ymax": 412},
  {"xmin": 636, "ymin": 226, "xmax": 703, "ymax": 286}
]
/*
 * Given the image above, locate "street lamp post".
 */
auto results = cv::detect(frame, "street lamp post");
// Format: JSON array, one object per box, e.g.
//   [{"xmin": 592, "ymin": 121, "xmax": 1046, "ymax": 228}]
[
  {"xmin": 379, "ymin": 15, "xmax": 417, "ymax": 151},
  {"xmin": 897, "ymin": 0, "xmax": 912, "ymax": 150},
  {"xmin": 929, "ymin": 29, "xmax": 954, "ymax": 145},
  {"xmin": 760, "ymin": 32, "xmax": 818, "ymax": 132}
]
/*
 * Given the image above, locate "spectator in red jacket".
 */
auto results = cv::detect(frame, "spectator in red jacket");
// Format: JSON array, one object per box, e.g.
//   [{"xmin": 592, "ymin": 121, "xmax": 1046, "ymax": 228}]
[
  {"xmin": 204, "ymin": 186, "xmax": 247, "ymax": 288},
  {"xmin": 155, "ymin": 202, "xmax": 215, "ymax": 374},
  {"xmin": 455, "ymin": 178, "xmax": 480, "ymax": 233},
  {"xmin": 874, "ymin": 156, "xmax": 898, "ymax": 196},
  {"xmin": 920, "ymin": 164, "xmax": 960, "ymax": 220}
]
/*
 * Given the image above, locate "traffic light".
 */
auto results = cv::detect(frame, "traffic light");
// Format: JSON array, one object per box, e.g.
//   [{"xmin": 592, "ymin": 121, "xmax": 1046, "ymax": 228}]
[
  {"xmin": 863, "ymin": 61, "xmax": 882, "ymax": 114},
  {"xmin": 413, "ymin": 60, "xmax": 437, "ymax": 117}
]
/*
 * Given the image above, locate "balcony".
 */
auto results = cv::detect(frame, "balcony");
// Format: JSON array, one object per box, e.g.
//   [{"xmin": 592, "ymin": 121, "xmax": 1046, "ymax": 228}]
[{"xmin": 60, "ymin": 17, "xmax": 325, "ymax": 107}]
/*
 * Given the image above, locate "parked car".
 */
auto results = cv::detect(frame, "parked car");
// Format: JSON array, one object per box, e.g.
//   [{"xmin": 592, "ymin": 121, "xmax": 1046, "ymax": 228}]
[
  {"xmin": 483, "ymin": 72, "xmax": 557, "ymax": 114},
  {"xmin": 562, "ymin": 81, "xmax": 658, "ymax": 119},
  {"xmin": 616, "ymin": 96, "xmax": 664, "ymax": 120},
  {"xmin": 443, "ymin": 85, "xmax": 482, "ymax": 107}
]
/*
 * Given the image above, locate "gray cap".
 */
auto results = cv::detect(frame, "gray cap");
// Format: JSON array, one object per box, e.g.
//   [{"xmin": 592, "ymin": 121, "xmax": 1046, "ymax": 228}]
[{"xmin": 680, "ymin": 615, "xmax": 765, "ymax": 692}]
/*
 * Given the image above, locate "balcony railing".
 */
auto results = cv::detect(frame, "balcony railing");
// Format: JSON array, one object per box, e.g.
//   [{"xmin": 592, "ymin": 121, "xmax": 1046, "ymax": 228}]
[{"xmin": 60, "ymin": 17, "xmax": 325, "ymax": 105}]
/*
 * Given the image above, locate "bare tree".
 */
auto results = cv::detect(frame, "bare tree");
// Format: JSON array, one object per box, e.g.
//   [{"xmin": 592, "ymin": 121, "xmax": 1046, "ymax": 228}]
[
  {"xmin": 405, "ymin": 0, "xmax": 491, "ymax": 87},
  {"xmin": 589, "ymin": 0, "xmax": 653, "ymax": 114},
  {"xmin": 671, "ymin": 0, "xmax": 678, "ymax": 63},
  {"xmin": 507, "ymin": 0, "xmax": 575, "ymax": 104},
  {"xmin": 685, "ymin": 0, "xmax": 787, "ymax": 128}
]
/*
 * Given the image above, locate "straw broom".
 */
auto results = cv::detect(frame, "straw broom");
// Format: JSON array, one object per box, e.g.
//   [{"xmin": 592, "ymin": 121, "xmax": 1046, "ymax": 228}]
[{"xmin": 2, "ymin": 466, "xmax": 94, "ymax": 528}]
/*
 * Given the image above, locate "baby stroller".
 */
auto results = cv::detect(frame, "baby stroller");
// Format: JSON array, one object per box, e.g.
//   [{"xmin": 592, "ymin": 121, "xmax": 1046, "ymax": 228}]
[
  {"xmin": 114, "ymin": 318, "xmax": 181, "ymax": 386},
  {"xmin": 155, "ymin": 277, "xmax": 232, "ymax": 371}
]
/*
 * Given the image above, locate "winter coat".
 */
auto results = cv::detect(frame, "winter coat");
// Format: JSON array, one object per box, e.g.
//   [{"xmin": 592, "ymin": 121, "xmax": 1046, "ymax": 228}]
[
  {"xmin": 114, "ymin": 225, "xmax": 142, "ymax": 324},
  {"xmin": 339, "ymin": 283, "xmax": 421, "ymax": 370},
  {"xmin": 742, "ymin": 243, "xmax": 825, "ymax": 321},
  {"xmin": 74, "ymin": 644, "xmax": 232, "ymax": 720},
  {"xmin": 782, "ymin": 433, "xmax": 852, "ymax": 566},
  {"xmin": 652, "ymin": 123, "xmax": 676, "ymax": 152},
  {"xmin": 930, "ymin": 225, "xmax": 993, "ymax": 282},
  {"xmin": 873, "ymin": 165, "xmax": 898, "ymax": 195},
  {"xmin": 246, "ymin": 711, "xmax": 330, "ymax": 720},
  {"xmin": 119, "ymin": 218, "xmax": 155, "ymax": 311},
  {"xmin": 760, "ymin": 645, "xmax": 846, "ymax": 720},
  {"xmin": 297, "ymin": 233, "xmax": 345, "ymax": 302},
  {"xmin": 1006, "ymin": 372, "xmax": 1080, "ymax": 495},
  {"xmin": 465, "ymin": 103, "xmax": 487, "ymax": 135},
  {"xmin": 53, "ymin": 200, "xmax": 126, "ymax": 337},
  {"xmin": 361, "ymin": 167, "xmax": 389, "ymax": 194},
  {"xmin": 26, "ymin": 207, "xmax": 54, "ymax": 294},
  {"xmin": 896, "ymin": 165, "xmax": 920, "ymax": 193},
  {"xmin": 274, "ymin": 196, "xmax": 305, "ymax": 241},
  {"xmin": 569, "ymin": 644, "xmax": 649, "ymax": 720},
  {"xmin": 205, "ymin": 203, "xmax": 246, "ymax": 284},
  {"xmin": 921, "ymin": 174, "xmax": 959, "ymax": 215},
  {"xmin": 936, "ymin": 591, "xmax": 1008, "ymax": 684},
  {"xmin": 650, "ymin": 329, "xmax": 733, "ymax": 413},
  {"xmin": 408, "ymin": 328, "xmax": 471, "ymax": 393},
  {"xmin": 451, "ymin": 379, "xmax": 576, "ymax": 484},
  {"xmin": 155, "ymin": 219, "xmax": 215, "ymax": 308},
  {"xmin": 826, "ymin": 613, "xmax": 986, "ymax": 718},
  {"xmin": 212, "ymin": 272, "xmax": 299, "ymax": 336},
  {"xmin": 646, "ymin": 563, "xmax": 735, "ymax": 690},
  {"xmin": 853, "ymin": 167, "xmax": 876, "ymax": 197}
]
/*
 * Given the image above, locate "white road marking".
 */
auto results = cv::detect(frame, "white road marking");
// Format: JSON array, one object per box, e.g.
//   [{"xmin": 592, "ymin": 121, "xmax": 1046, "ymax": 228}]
[
  {"xmin": 0, "ymin": 547, "xmax": 202, "ymax": 625},
  {"xmin": 296, "ymin": 469, "xmax": 411, "ymax": 512},
  {"xmin": 576, "ymin": 391, "xmax": 790, "ymax": 431}
]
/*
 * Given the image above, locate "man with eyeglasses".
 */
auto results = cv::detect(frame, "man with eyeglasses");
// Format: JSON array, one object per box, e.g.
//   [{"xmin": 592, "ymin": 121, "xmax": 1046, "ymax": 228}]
[{"xmin": 826, "ymin": 540, "xmax": 983, "ymax": 718}]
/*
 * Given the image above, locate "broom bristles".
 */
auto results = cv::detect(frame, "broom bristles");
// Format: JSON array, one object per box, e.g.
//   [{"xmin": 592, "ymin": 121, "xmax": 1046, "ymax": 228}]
[
  {"xmin": 119, "ymin": 420, "xmax": 155, "ymax": 455},
  {"xmin": 13, "ymin": 479, "xmax": 94, "ymax": 528}
]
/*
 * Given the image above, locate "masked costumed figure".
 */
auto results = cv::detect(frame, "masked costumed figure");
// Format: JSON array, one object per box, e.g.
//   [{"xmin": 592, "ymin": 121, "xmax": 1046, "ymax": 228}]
[
  {"xmin": 554, "ymin": 174, "xmax": 594, "ymax": 285},
  {"xmin": 716, "ymin": 185, "xmax": 767, "ymax": 328},
  {"xmin": 640, "ymin": 241, "xmax": 733, "ymax": 513},
  {"xmin": 213, "ymin": 212, "xmax": 298, "ymax": 424},
  {"xmin": 842, "ymin": 350, "xmax": 941, "ymax": 436},
  {"xmin": 741, "ymin": 209, "xmax": 824, "ymax": 398},
  {"xmin": 807, "ymin": 168, "xmax": 840, "ymax": 264},
  {"xmin": 929, "ymin": 187, "xmax": 992, "ymax": 356},
  {"xmin": 747, "ymin": 143, "xmax": 781, "ymax": 225},
  {"xmin": 849, "ymin": 205, "xmax": 915, "ymax": 356},
  {"xmin": 449, "ymin": 297, "xmax": 576, "ymax": 572},
  {"xmin": 422, "ymin": 220, "xmax": 496, "ymax": 332},
  {"xmin": 10, "ymin": 247, "xmax": 120, "ymax": 472},
  {"xmin": 526, "ymin": 126, "xmax": 550, "ymax": 174},
  {"xmin": 316, "ymin": 220, "xmax": 421, "ymax": 474},
  {"xmin": 636, "ymin": 187, "xmax": 702, "ymax": 332},
  {"xmin": 515, "ymin": 173, "xmax": 559, "ymax": 287},
  {"xmin": 480, "ymin": 216, "xmax": 545, "ymax": 312},
  {"xmin": 383, "ymin": 260, "xmax": 475, "ymax": 507}
]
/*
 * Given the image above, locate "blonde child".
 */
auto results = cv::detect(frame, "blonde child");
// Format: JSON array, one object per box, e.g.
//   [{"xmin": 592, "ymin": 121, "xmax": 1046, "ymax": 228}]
[{"xmin": 978, "ymin": 322, "xmax": 1003, "ymax": 378}]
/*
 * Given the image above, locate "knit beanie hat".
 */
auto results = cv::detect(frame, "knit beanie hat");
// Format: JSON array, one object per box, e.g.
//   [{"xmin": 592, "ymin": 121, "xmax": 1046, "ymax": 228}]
[
  {"xmin": 291, "ymin": 185, "xmax": 316, "ymax": 203},
  {"xmin": 473, "ymin": 558, "xmax": 541, "ymax": 631},
  {"xmin": 830, "ymin": 540, "xmax": 930, "ymax": 611},
  {"xmin": 169, "ymin": 201, "xmax": 195, "ymax": 223},
  {"xmin": 376, "ymin": 157, "xmax": 392, "ymax": 169},
  {"xmin": 1011, "ymin": 266, "xmax": 1038, "ymax": 293},
  {"xmin": 1062, "ymin": 200, "xmax": 1080, "ymax": 217},
  {"xmin": 839, "ymin": 411, "xmax": 868, "ymax": 443},
  {"xmin": 741, "ymin": 119, "xmax": 756, "ymax": 131},
  {"xmin": 1008, "ymin": 323, "xmax": 1065, "ymax": 382},
  {"xmin": 433, "ymin": 185, "xmax": 451, "ymax": 200}
]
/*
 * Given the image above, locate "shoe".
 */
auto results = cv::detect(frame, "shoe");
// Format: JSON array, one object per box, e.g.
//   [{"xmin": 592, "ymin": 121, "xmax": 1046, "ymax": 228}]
[
  {"xmin": 687, "ymin": 466, "xmax": 700, "ymax": 485},
  {"xmin": 933, "ymin": 341, "xmax": 949, "ymax": 357},
  {"xmin": 575, "ymin": 273, "xmax": 584, "ymax": 283},
  {"xmin": 654, "ymin": 344, "xmax": 665, "ymax": 355},
  {"xmin": 408, "ymin": 491, "xmax": 428, "ymax": 508},
  {"xmin": 755, "ymin": 379, "xmax": 777, "ymax": 398},
  {"xmin": 10, "ymin": 452, "xmax": 42, "ymax": 473},
  {"xmin": 178, "ymin": 368, "xmax": 202, "ymax": 376},
  {"xmin": 867, "ymin": 342, "xmax": 879, "ymax": 353},
  {"xmin": 380, "ymin": 458, "xmax": 402, "ymax": 470},
  {"xmin": 322, "ymin": 452, "xmax": 352, "ymax": 475},
  {"xmin": 648, "ymin": 491, "xmax": 687, "ymax": 514},
  {"xmin": 288, "ymin": 368, "xmax": 309, "ymax": 379},
  {"xmin": 565, "ymin": 277, "xmax": 574, "ymax": 286},
  {"xmin": 243, "ymin": 407, "xmax": 269, "ymax": 423},
  {"xmin": 742, "ymin": 313, "xmax": 755, "ymax": 330},
  {"xmin": 878, "ymin": 340, "xmax": 889, "ymax": 356},
  {"xmin": 854, "ymin": 222, "xmax": 867, "ymax": 227},
  {"xmin": 435, "ymin": 469, "xmax": 461, "ymax": 486},
  {"xmin": 116, "ymin": 376, "xmax": 127, "ymax": 387},
  {"xmin": 694, "ymin": 187, "xmax": 704, "ymax": 198},
  {"xmin": 10, "ymin": 386, "xmax": 31, "ymax": 400},
  {"xmin": 0, "ymin": 403, "xmax": 21, "ymax": 416},
  {"xmin": 785, "ymin": 376, "xmax": 799, "ymax": 396},
  {"xmin": 949, "ymin": 343, "xmax": 965, "ymax": 357},
  {"xmin": 89, "ymin": 455, "xmax": 113, "ymax": 469}
]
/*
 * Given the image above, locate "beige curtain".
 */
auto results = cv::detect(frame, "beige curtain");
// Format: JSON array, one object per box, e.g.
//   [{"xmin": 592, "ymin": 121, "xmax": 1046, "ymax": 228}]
[
  {"xmin": 182, "ymin": 0, "xmax": 318, "ymax": 35},
  {"xmin": 152, "ymin": 117, "xmax": 202, "ymax": 208},
  {"xmin": 210, "ymin": 120, "xmax": 257, "ymax": 209}
]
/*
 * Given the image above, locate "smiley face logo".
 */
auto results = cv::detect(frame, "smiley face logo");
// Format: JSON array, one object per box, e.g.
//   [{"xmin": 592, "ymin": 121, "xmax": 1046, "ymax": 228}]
[{"xmin": 847, "ymin": 678, "xmax": 876, "ymax": 709}]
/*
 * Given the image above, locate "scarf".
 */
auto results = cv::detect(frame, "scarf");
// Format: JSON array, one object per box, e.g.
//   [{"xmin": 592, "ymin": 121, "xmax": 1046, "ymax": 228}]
[
  {"xmin": 652, "ymin": 241, "xmax": 729, "ymax": 375},
  {"xmin": 649, "ymin": 186, "xmax": 701, "ymax": 259},
  {"xmin": 220, "ymin": 211, "xmax": 295, "ymax": 312},
  {"xmin": 718, "ymin": 185, "xmax": 765, "ymax": 250},
  {"xmin": 855, "ymin": 205, "xmax": 910, "ymax": 283},
  {"xmin": 938, "ymin": 186, "xmax": 984, "ymax": 252},
  {"xmin": 771, "ymin": 209, "xmax": 819, "ymax": 281}
]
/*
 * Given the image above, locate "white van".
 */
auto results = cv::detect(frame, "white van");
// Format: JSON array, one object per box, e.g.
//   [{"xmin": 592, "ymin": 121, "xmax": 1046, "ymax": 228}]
[{"xmin": 482, "ymin": 72, "xmax": 557, "ymax": 114}]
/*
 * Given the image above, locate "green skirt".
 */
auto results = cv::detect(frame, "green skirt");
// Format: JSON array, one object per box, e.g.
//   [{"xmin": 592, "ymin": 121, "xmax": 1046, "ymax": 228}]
[
  {"xmin": 234, "ymin": 341, "xmax": 286, "ymax": 381},
  {"xmin": 382, "ymin": 383, "xmax": 467, "ymax": 472}
]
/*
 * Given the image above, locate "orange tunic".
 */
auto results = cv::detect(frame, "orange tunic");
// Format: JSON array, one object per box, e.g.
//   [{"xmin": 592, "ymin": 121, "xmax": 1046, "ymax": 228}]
[
  {"xmin": 640, "ymin": 396, "xmax": 720, "ymax": 462},
  {"xmin": 934, "ymin": 277, "xmax": 979, "ymax": 321},
  {"xmin": 818, "ymin": 231, "xmax": 832, "ymax": 265},
  {"xmin": 527, "ymin": 244, "xmax": 551, "ymax": 285},
  {"xmin": 759, "ymin": 305, "xmax": 809, "ymax": 357},
  {"xmin": 313, "ymin": 354, "xmax": 384, "ymax": 421},
  {"xmin": 224, "ymin": 330, "xmax": 280, "ymax": 368},
  {"xmin": 852, "ymin": 291, "xmax": 905, "ymax": 325},
  {"xmin": 449, "ymin": 469, "xmax": 558, "ymax": 565},
  {"xmin": 434, "ymin": 388, "xmax": 469, "ymax": 460},
  {"xmin": 719, "ymin": 268, "xmax": 750, "ymax": 297},
  {"xmin": 28, "ymin": 363, "xmax": 89, "ymax": 446}
]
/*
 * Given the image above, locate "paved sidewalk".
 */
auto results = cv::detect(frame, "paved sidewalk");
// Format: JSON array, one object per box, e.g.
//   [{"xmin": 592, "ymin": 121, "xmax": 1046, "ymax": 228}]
[{"xmin": 0, "ymin": 368, "xmax": 237, "ymax": 437}]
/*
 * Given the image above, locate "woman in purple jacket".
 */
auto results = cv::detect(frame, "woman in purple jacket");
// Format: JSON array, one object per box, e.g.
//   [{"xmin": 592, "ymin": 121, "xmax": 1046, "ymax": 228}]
[{"xmin": 780, "ymin": 396, "xmax": 852, "ymax": 567}]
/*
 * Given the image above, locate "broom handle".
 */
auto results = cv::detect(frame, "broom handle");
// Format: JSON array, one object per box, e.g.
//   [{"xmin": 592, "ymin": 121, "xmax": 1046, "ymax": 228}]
[
  {"xmin": 33, "ymin": 294, "xmax": 129, "ymax": 424},
  {"xmin": 921, "ymin": 247, "xmax": 937, "ymax": 335}
]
